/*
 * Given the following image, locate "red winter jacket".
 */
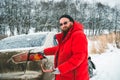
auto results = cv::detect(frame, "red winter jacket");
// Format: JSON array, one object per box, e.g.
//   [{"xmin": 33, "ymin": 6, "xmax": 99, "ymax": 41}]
[{"xmin": 44, "ymin": 21, "xmax": 89, "ymax": 80}]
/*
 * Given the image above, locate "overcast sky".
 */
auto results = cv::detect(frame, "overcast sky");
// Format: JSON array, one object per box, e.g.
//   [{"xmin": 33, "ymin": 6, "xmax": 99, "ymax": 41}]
[
  {"xmin": 55, "ymin": 0, "xmax": 120, "ymax": 7},
  {"xmin": 84, "ymin": 0, "xmax": 120, "ymax": 7}
]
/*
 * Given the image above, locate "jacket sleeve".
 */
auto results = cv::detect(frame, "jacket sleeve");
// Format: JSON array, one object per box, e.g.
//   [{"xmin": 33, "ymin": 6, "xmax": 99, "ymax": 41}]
[
  {"xmin": 44, "ymin": 46, "xmax": 58, "ymax": 55},
  {"xmin": 58, "ymin": 32, "xmax": 88, "ymax": 74}
]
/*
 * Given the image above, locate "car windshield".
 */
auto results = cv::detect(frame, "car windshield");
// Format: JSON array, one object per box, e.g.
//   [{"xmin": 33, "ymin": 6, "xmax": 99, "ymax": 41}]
[{"xmin": 0, "ymin": 33, "xmax": 47, "ymax": 50}]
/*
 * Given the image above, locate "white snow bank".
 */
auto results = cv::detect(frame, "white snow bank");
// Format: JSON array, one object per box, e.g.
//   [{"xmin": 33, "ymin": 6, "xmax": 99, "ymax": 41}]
[{"xmin": 90, "ymin": 45, "xmax": 120, "ymax": 80}]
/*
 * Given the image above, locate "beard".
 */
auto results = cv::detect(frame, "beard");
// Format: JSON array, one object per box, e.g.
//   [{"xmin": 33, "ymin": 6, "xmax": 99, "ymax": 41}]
[
  {"xmin": 61, "ymin": 24, "xmax": 72, "ymax": 33},
  {"xmin": 61, "ymin": 24, "xmax": 72, "ymax": 39}
]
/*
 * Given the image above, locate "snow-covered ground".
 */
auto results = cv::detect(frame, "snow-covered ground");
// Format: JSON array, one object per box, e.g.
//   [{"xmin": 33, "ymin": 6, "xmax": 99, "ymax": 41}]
[{"xmin": 90, "ymin": 44, "xmax": 120, "ymax": 80}]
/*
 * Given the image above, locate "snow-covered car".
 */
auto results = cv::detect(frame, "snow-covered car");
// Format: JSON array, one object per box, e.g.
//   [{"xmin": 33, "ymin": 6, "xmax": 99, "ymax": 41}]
[
  {"xmin": 0, "ymin": 32, "xmax": 57, "ymax": 80},
  {"xmin": 0, "ymin": 32, "xmax": 95, "ymax": 80},
  {"xmin": 0, "ymin": 32, "xmax": 57, "ymax": 52}
]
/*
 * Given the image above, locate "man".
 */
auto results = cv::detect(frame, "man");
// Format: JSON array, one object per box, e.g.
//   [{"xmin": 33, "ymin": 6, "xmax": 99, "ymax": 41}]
[{"xmin": 42, "ymin": 14, "xmax": 90, "ymax": 80}]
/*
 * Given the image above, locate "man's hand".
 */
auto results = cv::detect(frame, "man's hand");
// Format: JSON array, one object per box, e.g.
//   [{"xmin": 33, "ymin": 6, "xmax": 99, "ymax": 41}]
[
  {"xmin": 40, "ymin": 64, "xmax": 60, "ymax": 74},
  {"xmin": 40, "ymin": 64, "xmax": 54, "ymax": 73}
]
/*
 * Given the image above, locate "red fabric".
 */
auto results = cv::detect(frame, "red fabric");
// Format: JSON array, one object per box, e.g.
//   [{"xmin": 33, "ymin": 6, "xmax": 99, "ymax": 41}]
[
  {"xmin": 44, "ymin": 46, "xmax": 58, "ymax": 55},
  {"xmin": 44, "ymin": 21, "xmax": 89, "ymax": 80}
]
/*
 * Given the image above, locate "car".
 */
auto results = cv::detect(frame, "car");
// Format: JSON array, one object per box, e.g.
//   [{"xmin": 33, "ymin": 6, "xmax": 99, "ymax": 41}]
[
  {"xmin": 0, "ymin": 32, "xmax": 57, "ymax": 80},
  {"xmin": 0, "ymin": 32, "xmax": 95, "ymax": 80},
  {"xmin": 0, "ymin": 32, "xmax": 57, "ymax": 52}
]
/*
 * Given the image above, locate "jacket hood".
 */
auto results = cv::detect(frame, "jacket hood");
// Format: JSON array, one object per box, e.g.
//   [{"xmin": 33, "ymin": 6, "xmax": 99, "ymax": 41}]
[{"xmin": 72, "ymin": 21, "xmax": 84, "ymax": 32}]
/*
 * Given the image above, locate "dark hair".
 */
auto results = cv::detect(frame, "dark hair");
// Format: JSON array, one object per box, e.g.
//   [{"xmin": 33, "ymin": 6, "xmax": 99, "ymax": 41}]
[{"xmin": 59, "ymin": 14, "xmax": 74, "ymax": 23}]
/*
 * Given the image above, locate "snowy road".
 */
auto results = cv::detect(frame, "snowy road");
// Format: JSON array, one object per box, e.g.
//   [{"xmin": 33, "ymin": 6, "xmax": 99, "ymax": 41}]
[{"xmin": 90, "ymin": 47, "xmax": 120, "ymax": 80}]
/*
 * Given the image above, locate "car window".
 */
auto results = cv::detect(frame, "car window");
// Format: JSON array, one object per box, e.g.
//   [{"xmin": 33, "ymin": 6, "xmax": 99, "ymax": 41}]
[
  {"xmin": 0, "ymin": 33, "xmax": 47, "ymax": 50},
  {"xmin": 53, "ymin": 35, "xmax": 58, "ymax": 46}
]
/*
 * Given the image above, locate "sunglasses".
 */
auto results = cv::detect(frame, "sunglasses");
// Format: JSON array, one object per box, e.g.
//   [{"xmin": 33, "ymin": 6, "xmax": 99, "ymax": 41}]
[{"xmin": 59, "ymin": 21, "xmax": 70, "ymax": 26}]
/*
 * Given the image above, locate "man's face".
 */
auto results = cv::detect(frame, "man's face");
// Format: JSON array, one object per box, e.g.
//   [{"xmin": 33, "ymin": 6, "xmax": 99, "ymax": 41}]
[{"xmin": 59, "ymin": 18, "xmax": 73, "ymax": 32}]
